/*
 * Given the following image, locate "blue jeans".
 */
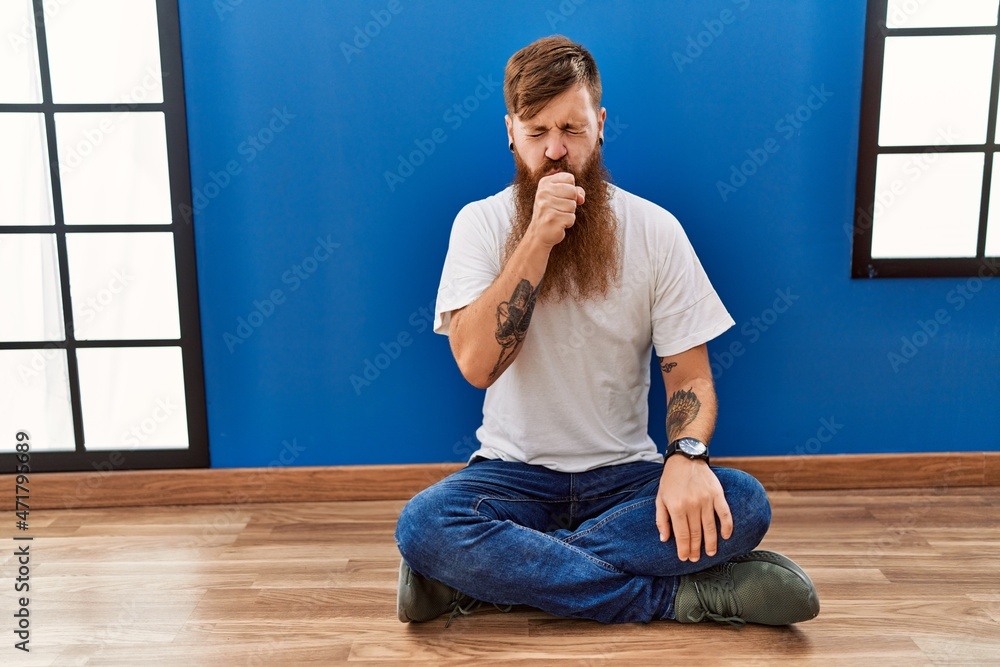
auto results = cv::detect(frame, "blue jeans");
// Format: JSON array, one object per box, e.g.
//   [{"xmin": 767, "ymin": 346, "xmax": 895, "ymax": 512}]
[{"xmin": 395, "ymin": 458, "xmax": 771, "ymax": 624}]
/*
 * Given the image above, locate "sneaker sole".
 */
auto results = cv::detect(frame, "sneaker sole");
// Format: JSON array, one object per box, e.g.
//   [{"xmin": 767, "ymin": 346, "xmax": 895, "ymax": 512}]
[{"xmin": 397, "ymin": 559, "xmax": 414, "ymax": 623}]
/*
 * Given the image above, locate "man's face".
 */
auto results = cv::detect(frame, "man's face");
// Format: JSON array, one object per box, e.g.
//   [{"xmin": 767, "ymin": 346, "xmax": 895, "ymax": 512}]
[
  {"xmin": 504, "ymin": 85, "xmax": 619, "ymax": 303},
  {"xmin": 505, "ymin": 85, "xmax": 606, "ymax": 175}
]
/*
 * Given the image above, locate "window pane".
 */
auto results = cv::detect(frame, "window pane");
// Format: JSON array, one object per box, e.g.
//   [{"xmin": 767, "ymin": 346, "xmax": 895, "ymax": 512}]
[
  {"xmin": 56, "ymin": 112, "xmax": 172, "ymax": 225},
  {"xmin": 0, "ymin": 0, "xmax": 43, "ymax": 103},
  {"xmin": 871, "ymin": 153, "xmax": 984, "ymax": 258},
  {"xmin": 879, "ymin": 35, "xmax": 995, "ymax": 147},
  {"xmin": 0, "ymin": 114, "xmax": 54, "ymax": 226},
  {"xmin": 985, "ymin": 153, "xmax": 1000, "ymax": 256},
  {"xmin": 0, "ymin": 349, "xmax": 74, "ymax": 452},
  {"xmin": 66, "ymin": 232, "xmax": 181, "ymax": 340},
  {"xmin": 0, "ymin": 234, "xmax": 64, "ymax": 342},
  {"xmin": 886, "ymin": 0, "xmax": 1000, "ymax": 28},
  {"xmin": 77, "ymin": 346, "xmax": 189, "ymax": 451},
  {"xmin": 45, "ymin": 0, "xmax": 163, "ymax": 104}
]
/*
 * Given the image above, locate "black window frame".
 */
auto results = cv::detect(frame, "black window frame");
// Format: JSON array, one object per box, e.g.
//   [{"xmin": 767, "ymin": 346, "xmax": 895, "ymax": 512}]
[
  {"xmin": 852, "ymin": 0, "xmax": 1000, "ymax": 278},
  {"xmin": 0, "ymin": 0, "xmax": 208, "ymax": 472}
]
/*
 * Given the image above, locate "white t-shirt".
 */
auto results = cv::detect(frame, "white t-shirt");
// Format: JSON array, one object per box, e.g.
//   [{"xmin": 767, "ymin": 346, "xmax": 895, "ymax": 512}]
[{"xmin": 434, "ymin": 184, "xmax": 734, "ymax": 473}]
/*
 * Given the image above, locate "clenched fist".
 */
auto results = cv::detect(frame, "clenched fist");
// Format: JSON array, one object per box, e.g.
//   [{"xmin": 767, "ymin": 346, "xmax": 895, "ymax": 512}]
[{"xmin": 529, "ymin": 172, "xmax": 586, "ymax": 248}]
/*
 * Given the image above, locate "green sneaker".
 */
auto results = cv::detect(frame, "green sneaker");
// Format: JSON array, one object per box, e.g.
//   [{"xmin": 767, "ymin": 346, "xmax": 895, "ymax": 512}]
[
  {"xmin": 397, "ymin": 559, "xmax": 463, "ymax": 623},
  {"xmin": 674, "ymin": 550, "xmax": 820, "ymax": 626},
  {"xmin": 397, "ymin": 559, "xmax": 513, "ymax": 627}
]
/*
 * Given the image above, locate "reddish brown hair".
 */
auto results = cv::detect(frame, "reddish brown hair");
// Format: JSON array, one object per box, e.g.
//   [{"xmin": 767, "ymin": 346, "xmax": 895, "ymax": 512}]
[{"xmin": 503, "ymin": 36, "xmax": 602, "ymax": 120}]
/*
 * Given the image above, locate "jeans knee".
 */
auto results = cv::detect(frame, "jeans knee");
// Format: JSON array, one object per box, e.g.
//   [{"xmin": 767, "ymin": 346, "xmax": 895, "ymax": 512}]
[
  {"xmin": 395, "ymin": 485, "xmax": 461, "ymax": 578},
  {"xmin": 718, "ymin": 468, "xmax": 771, "ymax": 549}
]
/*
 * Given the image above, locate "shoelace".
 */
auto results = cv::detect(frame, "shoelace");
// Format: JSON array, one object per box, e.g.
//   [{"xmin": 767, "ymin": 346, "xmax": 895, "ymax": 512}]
[
  {"xmin": 687, "ymin": 564, "xmax": 747, "ymax": 627},
  {"xmin": 444, "ymin": 596, "xmax": 514, "ymax": 627}
]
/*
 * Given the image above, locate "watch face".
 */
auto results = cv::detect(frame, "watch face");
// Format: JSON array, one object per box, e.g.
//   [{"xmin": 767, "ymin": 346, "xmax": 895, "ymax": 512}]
[{"xmin": 677, "ymin": 438, "xmax": 707, "ymax": 457}]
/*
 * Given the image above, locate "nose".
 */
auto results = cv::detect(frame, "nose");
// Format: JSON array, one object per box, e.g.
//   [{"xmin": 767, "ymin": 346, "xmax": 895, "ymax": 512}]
[{"xmin": 543, "ymin": 136, "xmax": 568, "ymax": 162}]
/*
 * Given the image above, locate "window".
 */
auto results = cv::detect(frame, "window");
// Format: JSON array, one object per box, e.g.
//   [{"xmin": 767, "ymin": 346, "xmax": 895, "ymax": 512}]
[
  {"xmin": 0, "ymin": 0, "xmax": 207, "ymax": 471},
  {"xmin": 852, "ymin": 0, "xmax": 1000, "ymax": 277}
]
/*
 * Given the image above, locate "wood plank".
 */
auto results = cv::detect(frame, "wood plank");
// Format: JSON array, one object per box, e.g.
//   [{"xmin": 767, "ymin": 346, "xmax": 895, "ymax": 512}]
[
  {"xmin": 0, "ymin": 489, "xmax": 997, "ymax": 664},
  {"xmin": 2, "ymin": 452, "xmax": 997, "ymax": 511}
]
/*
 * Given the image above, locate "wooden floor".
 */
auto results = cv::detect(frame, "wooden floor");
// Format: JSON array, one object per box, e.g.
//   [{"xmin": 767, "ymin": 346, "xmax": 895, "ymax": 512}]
[{"xmin": 4, "ymin": 486, "xmax": 1000, "ymax": 666}]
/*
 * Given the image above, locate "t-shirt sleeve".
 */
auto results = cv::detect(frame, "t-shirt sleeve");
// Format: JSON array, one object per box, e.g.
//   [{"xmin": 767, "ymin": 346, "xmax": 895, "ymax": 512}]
[
  {"xmin": 650, "ymin": 215, "xmax": 735, "ymax": 357},
  {"xmin": 433, "ymin": 202, "xmax": 502, "ymax": 336}
]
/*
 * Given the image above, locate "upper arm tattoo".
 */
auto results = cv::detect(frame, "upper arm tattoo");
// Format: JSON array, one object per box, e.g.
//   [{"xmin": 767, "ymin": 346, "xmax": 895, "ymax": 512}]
[
  {"xmin": 667, "ymin": 387, "xmax": 701, "ymax": 441},
  {"xmin": 660, "ymin": 358, "xmax": 677, "ymax": 374},
  {"xmin": 489, "ymin": 278, "xmax": 540, "ymax": 381}
]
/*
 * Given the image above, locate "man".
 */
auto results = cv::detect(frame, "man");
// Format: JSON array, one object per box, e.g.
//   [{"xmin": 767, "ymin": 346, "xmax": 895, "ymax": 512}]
[{"xmin": 394, "ymin": 36, "xmax": 819, "ymax": 627}]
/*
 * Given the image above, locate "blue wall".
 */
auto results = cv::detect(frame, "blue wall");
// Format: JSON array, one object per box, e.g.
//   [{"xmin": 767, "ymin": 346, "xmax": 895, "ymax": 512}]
[{"xmin": 177, "ymin": 0, "xmax": 1000, "ymax": 468}]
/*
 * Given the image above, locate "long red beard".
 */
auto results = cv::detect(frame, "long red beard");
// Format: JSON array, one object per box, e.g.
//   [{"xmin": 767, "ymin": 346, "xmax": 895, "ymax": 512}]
[{"xmin": 505, "ymin": 147, "xmax": 621, "ymax": 303}]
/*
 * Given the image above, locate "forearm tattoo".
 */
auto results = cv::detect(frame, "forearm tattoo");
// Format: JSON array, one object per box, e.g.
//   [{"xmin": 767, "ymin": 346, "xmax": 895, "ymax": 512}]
[
  {"xmin": 489, "ymin": 278, "xmax": 540, "ymax": 381},
  {"xmin": 660, "ymin": 359, "xmax": 677, "ymax": 373},
  {"xmin": 667, "ymin": 388, "xmax": 701, "ymax": 441}
]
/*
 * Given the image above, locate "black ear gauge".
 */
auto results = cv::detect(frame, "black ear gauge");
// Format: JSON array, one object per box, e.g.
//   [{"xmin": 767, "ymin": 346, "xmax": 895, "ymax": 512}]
[{"xmin": 509, "ymin": 142, "xmax": 514, "ymax": 152}]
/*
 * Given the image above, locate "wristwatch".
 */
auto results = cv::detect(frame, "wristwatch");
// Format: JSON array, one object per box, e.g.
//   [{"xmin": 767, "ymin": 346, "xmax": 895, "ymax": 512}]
[{"xmin": 665, "ymin": 437, "xmax": 710, "ymax": 464}]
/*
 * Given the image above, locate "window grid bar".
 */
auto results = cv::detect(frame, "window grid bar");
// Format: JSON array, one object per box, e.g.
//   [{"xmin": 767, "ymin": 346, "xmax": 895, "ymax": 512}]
[
  {"xmin": 1, "ymin": 225, "xmax": 176, "ymax": 234},
  {"xmin": 32, "ymin": 0, "xmax": 86, "ymax": 455},
  {"xmin": 0, "ymin": 103, "xmax": 165, "ymax": 113},
  {"xmin": 852, "ymin": 0, "xmax": 1000, "ymax": 278},
  {"xmin": 975, "ymin": 4, "xmax": 1000, "ymax": 258},
  {"xmin": 884, "ymin": 26, "xmax": 999, "ymax": 37},
  {"xmin": 877, "ymin": 144, "xmax": 996, "ymax": 153},
  {"xmin": 0, "ymin": 339, "xmax": 182, "ymax": 351}
]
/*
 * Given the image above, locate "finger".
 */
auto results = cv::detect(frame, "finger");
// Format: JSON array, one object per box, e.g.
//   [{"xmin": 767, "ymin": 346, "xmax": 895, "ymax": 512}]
[
  {"xmin": 672, "ymin": 512, "xmax": 691, "ymax": 561},
  {"xmin": 702, "ymin": 504, "xmax": 719, "ymax": 557},
  {"xmin": 687, "ymin": 515, "xmax": 702, "ymax": 563},
  {"xmin": 655, "ymin": 497, "xmax": 670, "ymax": 543},
  {"xmin": 715, "ymin": 493, "xmax": 734, "ymax": 540},
  {"xmin": 543, "ymin": 171, "xmax": 575, "ymax": 185},
  {"xmin": 576, "ymin": 186, "xmax": 586, "ymax": 205}
]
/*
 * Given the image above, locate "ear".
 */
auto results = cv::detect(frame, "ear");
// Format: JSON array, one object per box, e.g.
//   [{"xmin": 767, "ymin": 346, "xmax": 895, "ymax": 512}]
[
  {"xmin": 597, "ymin": 107, "xmax": 607, "ymax": 143},
  {"xmin": 505, "ymin": 114, "xmax": 514, "ymax": 147}
]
